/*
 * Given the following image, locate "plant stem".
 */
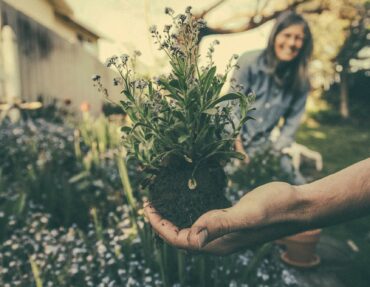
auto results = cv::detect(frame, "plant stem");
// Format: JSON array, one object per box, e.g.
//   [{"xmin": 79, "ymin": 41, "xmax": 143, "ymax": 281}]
[
  {"xmin": 30, "ymin": 257, "xmax": 43, "ymax": 287},
  {"xmin": 177, "ymin": 250, "xmax": 186, "ymax": 286},
  {"xmin": 116, "ymin": 152, "xmax": 137, "ymax": 211},
  {"xmin": 199, "ymin": 256, "xmax": 206, "ymax": 287}
]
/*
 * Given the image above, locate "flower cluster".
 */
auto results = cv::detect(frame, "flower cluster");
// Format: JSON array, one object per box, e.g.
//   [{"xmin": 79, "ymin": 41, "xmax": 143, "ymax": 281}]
[
  {"xmin": 92, "ymin": 73, "xmax": 109, "ymax": 97},
  {"xmin": 149, "ymin": 6, "xmax": 204, "ymax": 61},
  {"xmin": 206, "ymin": 39, "xmax": 220, "ymax": 68}
]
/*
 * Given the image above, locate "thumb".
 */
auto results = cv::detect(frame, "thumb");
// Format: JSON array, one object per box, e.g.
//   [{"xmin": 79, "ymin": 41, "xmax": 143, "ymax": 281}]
[{"xmin": 188, "ymin": 209, "xmax": 232, "ymax": 249}]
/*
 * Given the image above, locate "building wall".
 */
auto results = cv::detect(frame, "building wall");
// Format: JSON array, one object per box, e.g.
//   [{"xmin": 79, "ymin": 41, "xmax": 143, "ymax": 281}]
[
  {"xmin": 3, "ymin": 0, "xmax": 77, "ymax": 41},
  {"xmin": 2, "ymin": 0, "xmax": 98, "ymax": 54},
  {"xmin": 0, "ymin": 1, "xmax": 118, "ymax": 115}
]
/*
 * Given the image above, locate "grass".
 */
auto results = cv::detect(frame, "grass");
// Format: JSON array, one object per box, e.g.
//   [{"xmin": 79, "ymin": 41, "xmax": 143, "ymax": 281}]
[
  {"xmin": 296, "ymin": 117, "xmax": 370, "ymax": 287},
  {"xmin": 297, "ymin": 120, "xmax": 370, "ymax": 176}
]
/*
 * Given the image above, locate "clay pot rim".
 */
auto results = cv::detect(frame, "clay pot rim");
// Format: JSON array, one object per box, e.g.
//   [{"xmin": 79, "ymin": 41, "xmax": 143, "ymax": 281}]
[
  {"xmin": 284, "ymin": 229, "xmax": 322, "ymax": 243},
  {"xmin": 281, "ymin": 251, "xmax": 321, "ymax": 268}
]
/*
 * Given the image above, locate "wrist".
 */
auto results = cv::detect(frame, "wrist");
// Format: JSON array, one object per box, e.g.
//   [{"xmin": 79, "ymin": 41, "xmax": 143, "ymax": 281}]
[
  {"xmin": 239, "ymin": 182, "xmax": 300, "ymax": 227},
  {"xmin": 291, "ymin": 184, "xmax": 317, "ymax": 228},
  {"xmin": 262, "ymin": 183, "xmax": 314, "ymax": 230}
]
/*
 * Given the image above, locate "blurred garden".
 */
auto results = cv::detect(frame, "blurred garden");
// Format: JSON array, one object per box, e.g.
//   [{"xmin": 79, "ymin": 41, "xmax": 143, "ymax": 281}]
[{"xmin": 0, "ymin": 0, "xmax": 369, "ymax": 287}]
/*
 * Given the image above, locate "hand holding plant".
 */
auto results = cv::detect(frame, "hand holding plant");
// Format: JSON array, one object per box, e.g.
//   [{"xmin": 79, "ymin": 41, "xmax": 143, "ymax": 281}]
[{"xmin": 144, "ymin": 182, "xmax": 300, "ymax": 255}]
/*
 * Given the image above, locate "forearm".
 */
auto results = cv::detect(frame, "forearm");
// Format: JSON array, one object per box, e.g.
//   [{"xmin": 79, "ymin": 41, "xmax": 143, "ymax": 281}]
[{"xmin": 295, "ymin": 158, "xmax": 370, "ymax": 229}]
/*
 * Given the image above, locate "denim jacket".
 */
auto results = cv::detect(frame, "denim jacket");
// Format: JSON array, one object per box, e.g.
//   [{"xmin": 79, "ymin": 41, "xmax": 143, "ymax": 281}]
[{"xmin": 229, "ymin": 50, "xmax": 309, "ymax": 154}]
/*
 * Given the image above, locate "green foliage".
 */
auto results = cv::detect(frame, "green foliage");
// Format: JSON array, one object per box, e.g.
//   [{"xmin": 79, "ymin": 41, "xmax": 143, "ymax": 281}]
[
  {"xmin": 228, "ymin": 148, "xmax": 292, "ymax": 193},
  {"xmin": 98, "ymin": 8, "xmax": 254, "ymax": 176},
  {"xmin": 0, "ymin": 115, "xmax": 136, "ymax": 233}
]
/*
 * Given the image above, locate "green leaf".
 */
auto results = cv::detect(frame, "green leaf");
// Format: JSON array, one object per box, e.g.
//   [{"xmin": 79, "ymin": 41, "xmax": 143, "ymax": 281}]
[
  {"xmin": 164, "ymin": 92, "xmax": 183, "ymax": 103},
  {"xmin": 201, "ymin": 139, "xmax": 232, "ymax": 155},
  {"xmin": 202, "ymin": 108, "xmax": 218, "ymax": 115},
  {"xmin": 169, "ymin": 79, "xmax": 186, "ymax": 92},
  {"xmin": 148, "ymin": 81, "xmax": 153, "ymax": 96},
  {"xmin": 121, "ymin": 126, "xmax": 132, "ymax": 134},
  {"xmin": 207, "ymin": 150, "xmax": 245, "ymax": 161},
  {"xmin": 229, "ymin": 151, "xmax": 246, "ymax": 160},
  {"xmin": 238, "ymin": 115, "xmax": 255, "ymax": 128},
  {"xmin": 178, "ymin": 134, "xmax": 189, "ymax": 144},
  {"xmin": 158, "ymin": 79, "xmax": 184, "ymax": 103},
  {"xmin": 207, "ymin": 93, "xmax": 242, "ymax": 109},
  {"xmin": 132, "ymin": 122, "xmax": 154, "ymax": 132},
  {"xmin": 202, "ymin": 66, "xmax": 217, "ymax": 94},
  {"xmin": 68, "ymin": 171, "xmax": 90, "ymax": 184},
  {"xmin": 152, "ymin": 116, "xmax": 167, "ymax": 123},
  {"xmin": 184, "ymin": 154, "xmax": 192, "ymax": 163},
  {"xmin": 172, "ymin": 110, "xmax": 186, "ymax": 122},
  {"xmin": 186, "ymin": 86, "xmax": 200, "ymax": 103},
  {"xmin": 119, "ymin": 101, "xmax": 131, "ymax": 113},
  {"xmin": 194, "ymin": 125, "xmax": 209, "ymax": 146},
  {"xmin": 30, "ymin": 257, "xmax": 43, "ymax": 287},
  {"xmin": 122, "ymin": 89, "xmax": 134, "ymax": 102}
]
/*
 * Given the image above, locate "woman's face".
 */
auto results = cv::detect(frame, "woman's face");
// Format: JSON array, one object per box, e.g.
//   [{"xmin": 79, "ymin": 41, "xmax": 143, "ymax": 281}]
[{"xmin": 274, "ymin": 24, "xmax": 305, "ymax": 62}]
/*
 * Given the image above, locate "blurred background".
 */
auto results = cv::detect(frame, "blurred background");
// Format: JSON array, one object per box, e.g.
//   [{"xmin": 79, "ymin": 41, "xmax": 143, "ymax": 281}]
[{"xmin": 0, "ymin": 0, "xmax": 369, "ymax": 286}]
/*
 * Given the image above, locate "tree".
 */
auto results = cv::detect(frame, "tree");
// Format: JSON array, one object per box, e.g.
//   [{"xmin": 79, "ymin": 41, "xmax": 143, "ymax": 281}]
[{"xmin": 334, "ymin": 1, "xmax": 370, "ymax": 119}]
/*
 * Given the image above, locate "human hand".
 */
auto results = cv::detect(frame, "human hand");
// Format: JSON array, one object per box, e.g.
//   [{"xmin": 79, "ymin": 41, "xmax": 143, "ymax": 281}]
[
  {"xmin": 144, "ymin": 200, "xmax": 249, "ymax": 255},
  {"xmin": 144, "ymin": 182, "xmax": 300, "ymax": 255}
]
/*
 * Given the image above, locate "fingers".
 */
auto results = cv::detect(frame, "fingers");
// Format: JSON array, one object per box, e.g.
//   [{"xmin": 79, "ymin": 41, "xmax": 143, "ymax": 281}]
[
  {"xmin": 201, "ymin": 231, "xmax": 248, "ymax": 255},
  {"xmin": 144, "ymin": 201, "xmax": 236, "ymax": 252},
  {"xmin": 143, "ymin": 202, "xmax": 178, "ymax": 234},
  {"xmin": 187, "ymin": 226, "xmax": 208, "ymax": 249},
  {"xmin": 144, "ymin": 201, "xmax": 192, "ymax": 249},
  {"xmin": 188, "ymin": 209, "xmax": 233, "ymax": 248}
]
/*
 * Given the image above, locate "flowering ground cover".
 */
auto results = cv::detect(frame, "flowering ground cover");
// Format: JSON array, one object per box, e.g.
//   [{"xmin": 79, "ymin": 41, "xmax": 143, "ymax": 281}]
[{"xmin": 0, "ymin": 112, "xmax": 301, "ymax": 287}]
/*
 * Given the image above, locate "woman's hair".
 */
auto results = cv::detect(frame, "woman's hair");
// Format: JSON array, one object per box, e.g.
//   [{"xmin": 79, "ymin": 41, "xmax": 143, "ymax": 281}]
[{"xmin": 262, "ymin": 11, "xmax": 313, "ymax": 94}]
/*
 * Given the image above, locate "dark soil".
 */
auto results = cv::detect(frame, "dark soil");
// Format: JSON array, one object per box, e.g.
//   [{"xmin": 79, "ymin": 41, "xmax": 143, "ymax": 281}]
[{"xmin": 149, "ymin": 160, "xmax": 230, "ymax": 228}]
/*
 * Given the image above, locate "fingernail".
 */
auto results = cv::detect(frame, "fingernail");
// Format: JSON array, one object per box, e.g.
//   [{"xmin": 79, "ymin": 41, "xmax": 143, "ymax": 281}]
[{"xmin": 198, "ymin": 229, "xmax": 208, "ymax": 248}]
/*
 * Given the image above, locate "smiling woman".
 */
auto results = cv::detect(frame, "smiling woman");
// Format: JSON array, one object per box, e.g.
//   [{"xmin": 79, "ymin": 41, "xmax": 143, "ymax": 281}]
[
  {"xmin": 231, "ymin": 11, "xmax": 313, "ymax": 185},
  {"xmin": 274, "ymin": 24, "xmax": 305, "ymax": 62}
]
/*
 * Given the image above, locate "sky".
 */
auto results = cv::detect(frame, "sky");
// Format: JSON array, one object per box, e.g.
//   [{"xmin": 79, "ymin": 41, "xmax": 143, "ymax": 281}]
[{"xmin": 66, "ymin": 0, "xmax": 274, "ymax": 74}]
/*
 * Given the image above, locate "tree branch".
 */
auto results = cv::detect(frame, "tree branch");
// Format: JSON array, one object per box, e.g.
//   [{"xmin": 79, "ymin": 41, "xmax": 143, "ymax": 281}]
[
  {"xmin": 195, "ymin": 0, "xmax": 327, "ymax": 40},
  {"xmin": 199, "ymin": 0, "xmax": 228, "ymax": 18}
]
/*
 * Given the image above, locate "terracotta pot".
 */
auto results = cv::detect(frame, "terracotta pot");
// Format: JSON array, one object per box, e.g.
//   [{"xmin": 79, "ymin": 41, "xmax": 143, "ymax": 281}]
[{"xmin": 279, "ymin": 229, "xmax": 321, "ymax": 268}]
